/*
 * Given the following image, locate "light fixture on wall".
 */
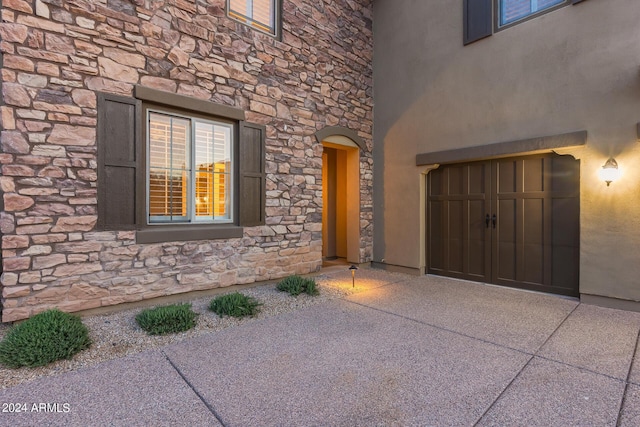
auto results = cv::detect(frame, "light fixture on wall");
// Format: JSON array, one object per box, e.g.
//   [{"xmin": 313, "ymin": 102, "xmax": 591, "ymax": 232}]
[{"xmin": 599, "ymin": 157, "xmax": 620, "ymax": 186}]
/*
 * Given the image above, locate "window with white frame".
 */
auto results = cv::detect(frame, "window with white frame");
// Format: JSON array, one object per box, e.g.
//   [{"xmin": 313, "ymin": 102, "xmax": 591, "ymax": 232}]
[
  {"xmin": 227, "ymin": 0, "xmax": 279, "ymax": 36},
  {"xmin": 147, "ymin": 111, "xmax": 233, "ymax": 224},
  {"xmin": 498, "ymin": 0, "xmax": 568, "ymax": 27}
]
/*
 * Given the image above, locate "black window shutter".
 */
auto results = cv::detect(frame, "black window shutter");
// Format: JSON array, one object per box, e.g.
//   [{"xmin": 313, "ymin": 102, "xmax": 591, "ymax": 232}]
[
  {"xmin": 97, "ymin": 93, "xmax": 141, "ymax": 230},
  {"xmin": 464, "ymin": 0, "xmax": 493, "ymax": 45},
  {"xmin": 239, "ymin": 122, "xmax": 266, "ymax": 227}
]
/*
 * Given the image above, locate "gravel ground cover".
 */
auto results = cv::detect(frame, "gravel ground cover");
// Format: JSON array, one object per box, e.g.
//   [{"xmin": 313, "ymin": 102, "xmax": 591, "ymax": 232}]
[{"xmin": 0, "ymin": 272, "xmax": 362, "ymax": 390}]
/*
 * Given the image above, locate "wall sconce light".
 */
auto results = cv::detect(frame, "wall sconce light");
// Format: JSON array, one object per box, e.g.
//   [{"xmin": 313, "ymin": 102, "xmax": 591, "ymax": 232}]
[
  {"xmin": 349, "ymin": 264, "xmax": 358, "ymax": 288},
  {"xmin": 599, "ymin": 157, "xmax": 620, "ymax": 186}
]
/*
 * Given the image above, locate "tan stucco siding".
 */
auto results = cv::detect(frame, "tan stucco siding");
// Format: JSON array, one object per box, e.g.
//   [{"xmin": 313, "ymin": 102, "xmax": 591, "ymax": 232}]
[{"xmin": 373, "ymin": 0, "xmax": 640, "ymax": 300}]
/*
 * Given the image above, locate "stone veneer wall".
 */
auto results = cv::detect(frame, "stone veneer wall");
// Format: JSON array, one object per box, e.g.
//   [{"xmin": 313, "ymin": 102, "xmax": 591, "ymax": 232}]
[{"xmin": 0, "ymin": 0, "xmax": 373, "ymax": 322}]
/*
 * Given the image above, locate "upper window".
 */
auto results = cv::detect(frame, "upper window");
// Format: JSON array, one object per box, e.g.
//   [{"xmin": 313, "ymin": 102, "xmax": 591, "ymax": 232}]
[
  {"xmin": 147, "ymin": 111, "xmax": 233, "ymax": 225},
  {"xmin": 464, "ymin": 0, "xmax": 585, "ymax": 45},
  {"xmin": 498, "ymin": 0, "xmax": 568, "ymax": 27},
  {"xmin": 227, "ymin": 0, "xmax": 279, "ymax": 36}
]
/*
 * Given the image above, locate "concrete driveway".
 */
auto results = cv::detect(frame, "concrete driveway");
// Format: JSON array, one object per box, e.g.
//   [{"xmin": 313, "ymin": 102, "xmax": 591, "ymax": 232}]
[{"xmin": 2, "ymin": 268, "xmax": 640, "ymax": 426}]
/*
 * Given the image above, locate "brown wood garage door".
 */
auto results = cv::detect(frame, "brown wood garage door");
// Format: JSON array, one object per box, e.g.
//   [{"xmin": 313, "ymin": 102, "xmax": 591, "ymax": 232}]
[{"xmin": 427, "ymin": 154, "xmax": 579, "ymax": 296}]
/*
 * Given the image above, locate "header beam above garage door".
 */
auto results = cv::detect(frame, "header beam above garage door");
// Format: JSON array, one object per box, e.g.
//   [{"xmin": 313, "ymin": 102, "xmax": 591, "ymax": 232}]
[{"xmin": 416, "ymin": 131, "xmax": 586, "ymax": 166}]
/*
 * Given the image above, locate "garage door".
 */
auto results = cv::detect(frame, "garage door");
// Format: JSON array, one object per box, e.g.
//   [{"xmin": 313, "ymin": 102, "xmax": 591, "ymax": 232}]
[{"xmin": 427, "ymin": 154, "xmax": 579, "ymax": 296}]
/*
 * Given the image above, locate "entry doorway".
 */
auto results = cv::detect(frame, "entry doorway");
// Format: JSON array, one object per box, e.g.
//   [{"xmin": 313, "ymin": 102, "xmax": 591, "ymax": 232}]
[
  {"xmin": 322, "ymin": 140, "xmax": 360, "ymax": 264},
  {"xmin": 427, "ymin": 153, "xmax": 580, "ymax": 296}
]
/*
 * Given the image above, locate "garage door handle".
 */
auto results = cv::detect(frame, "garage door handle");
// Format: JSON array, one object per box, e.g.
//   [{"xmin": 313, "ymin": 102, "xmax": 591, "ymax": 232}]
[
  {"xmin": 492, "ymin": 214, "xmax": 497, "ymax": 229},
  {"xmin": 485, "ymin": 214, "xmax": 490, "ymax": 228}
]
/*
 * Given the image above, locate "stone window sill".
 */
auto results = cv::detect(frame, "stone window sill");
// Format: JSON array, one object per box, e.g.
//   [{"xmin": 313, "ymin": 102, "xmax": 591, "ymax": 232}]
[{"xmin": 136, "ymin": 225, "xmax": 243, "ymax": 244}]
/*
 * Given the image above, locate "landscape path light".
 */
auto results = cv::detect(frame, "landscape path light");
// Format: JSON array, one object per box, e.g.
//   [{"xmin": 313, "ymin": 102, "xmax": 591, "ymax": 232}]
[{"xmin": 349, "ymin": 264, "xmax": 358, "ymax": 288}]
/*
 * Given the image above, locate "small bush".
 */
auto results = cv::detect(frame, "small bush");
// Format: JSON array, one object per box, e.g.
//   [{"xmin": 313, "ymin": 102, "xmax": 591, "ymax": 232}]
[
  {"xmin": 135, "ymin": 303, "xmax": 198, "ymax": 335},
  {"xmin": 209, "ymin": 293, "xmax": 261, "ymax": 318},
  {"xmin": 276, "ymin": 275, "xmax": 320, "ymax": 296},
  {"xmin": 0, "ymin": 309, "xmax": 91, "ymax": 368}
]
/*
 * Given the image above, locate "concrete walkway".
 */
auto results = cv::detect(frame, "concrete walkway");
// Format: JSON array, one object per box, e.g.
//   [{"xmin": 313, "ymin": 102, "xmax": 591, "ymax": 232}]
[{"xmin": 2, "ymin": 269, "xmax": 640, "ymax": 426}]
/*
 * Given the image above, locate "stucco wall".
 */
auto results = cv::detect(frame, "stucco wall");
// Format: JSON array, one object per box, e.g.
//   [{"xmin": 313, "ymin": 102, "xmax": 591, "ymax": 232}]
[
  {"xmin": 373, "ymin": 0, "xmax": 640, "ymax": 301},
  {"xmin": 0, "ymin": 0, "xmax": 373, "ymax": 321}
]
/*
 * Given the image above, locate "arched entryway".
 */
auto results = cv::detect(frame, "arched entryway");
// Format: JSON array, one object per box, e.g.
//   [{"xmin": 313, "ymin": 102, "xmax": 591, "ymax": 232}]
[{"xmin": 315, "ymin": 127, "xmax": 363, "ymax": 265}]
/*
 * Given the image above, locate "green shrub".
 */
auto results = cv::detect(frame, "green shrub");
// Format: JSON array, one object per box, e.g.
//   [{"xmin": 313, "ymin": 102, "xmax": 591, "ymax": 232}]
[
  {"xmin": 135, "ymin": 303, "xmax": 198, "ymax": 335},
  {"xmin": 0, "ymin": 309, "xmax": 91, "ymax": 368},
  {"xmin": 209, "ymin": 293, "xmax": 261, "ymax": 318},
  {"xmin": 276, "ymin": 275, "xmax": 320, "ymax": 296}
]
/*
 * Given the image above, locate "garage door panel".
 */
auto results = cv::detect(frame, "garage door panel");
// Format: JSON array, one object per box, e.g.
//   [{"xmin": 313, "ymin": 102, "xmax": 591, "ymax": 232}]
[
  {"xmin": 552, "ymin": 245, "xmax": 579, "ymax": 289},
  {"xmin": 497, "ymin": 160, "xmax": 517, "ymax": 193},
  {"xmin": 468, "ymin": 238, "xmax": 487, "ymax": 277},
  {"xmin": 469, "ymin": 163, "xmax": 487, "ymax": 195},
  {"xmin": 428, "ymin": 201, "xmax": 444, "ymax": 271},
  {"xmin": 497, "ymin": 242, "xmax": 516, "ymax": 281},
  {"xmin": 449, "ymin": 200, "xmax": 463, "ymax": 240},
  {"xmin": 496, "ymin": 188, "xmax": 517, "ymax": 282},
  {"xmin": 428, "ymin": 153, "xmax": 579, "ymax": 296},
  {"xmin": 429, "ymin": 240, "xmax": 445, "ymax": 272},
  {"xmin": 430, "ymin": 167, "xmax": 445, "ymax": 196},
  {"xmin": 522, "ymin": 198, "xmax": 546, "ymax": 285},
  {"xmin": 552, "ymin": 198, "xmax": 579, "ymax": 246},
  {"xmin": 497, "ymin": 199, "xmax": 516, "ymax": 243},
  {"xmin": 523, "ymin": 243, "xmax": 544, "ymax": 284},
  {"xmin": 448, "ymin": 200, "xmax": 464, "ymax": 273},
  {"xmin": 468, "ymin": 200, "xmax": 486, "ymax": 241},
  {"xmin": 449, "ymin": 240, "xmax": 463, "ymax": 273},
  {"xmin": 523, "ymin": 199, "xmax": 544, "ymax": 245},
  {"xmin": 468, "ymin": 199, "xmax": 488, "ymax": 277},
  {"xmin": 523, "ymin": 157, "xmax": 545, "ymax": 192},
  {"xmin": 551, "ymin": 155, "xmax": 580, "ymax": 193},
  {"xmin": 449, "ymin": 166, "xmax": 464, "ymax": 195}
]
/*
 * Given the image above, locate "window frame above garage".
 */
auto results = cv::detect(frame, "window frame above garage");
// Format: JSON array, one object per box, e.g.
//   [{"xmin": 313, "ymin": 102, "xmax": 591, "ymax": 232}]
[
  {"xmin": 497, "ymin": 0, "xmax": 569, "ymax": 30},
  {"xmin": 463, "ymin": 0, "xmax": 589, "ymax": 45}
]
